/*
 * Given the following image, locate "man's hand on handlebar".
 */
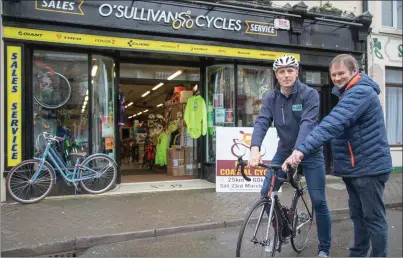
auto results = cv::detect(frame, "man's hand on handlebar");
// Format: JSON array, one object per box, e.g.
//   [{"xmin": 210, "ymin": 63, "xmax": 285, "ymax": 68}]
[
  {"xmin": 248, "ymin": 146, "xmax": 262, "ymax": 168},
  {"xmin": 282, "ymin": 149, "xmax": 304, "ymax": 171}
]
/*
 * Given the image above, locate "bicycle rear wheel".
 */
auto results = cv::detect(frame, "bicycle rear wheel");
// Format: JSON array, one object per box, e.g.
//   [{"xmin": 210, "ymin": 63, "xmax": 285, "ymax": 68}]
[
  {"xmin": 236, "ymin": 198, "xmax": 279, "ymax": 257},
  {"xmin": 78, "ymin": 154, "xmax": 117, "ymax": 194},
  {"xmin": 291, "ymin": 185, "xmax": 314, "ymax": 253},
  {"xmin": 6, "ymin": 160, "xmax": 54, "ymax": 204}
]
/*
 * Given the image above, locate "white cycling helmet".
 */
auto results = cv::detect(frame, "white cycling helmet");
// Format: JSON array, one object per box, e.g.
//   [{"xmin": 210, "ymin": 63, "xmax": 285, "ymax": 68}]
[{"xmin": 273, "ymin": 55, "xmax": 299, "ymax": 71}]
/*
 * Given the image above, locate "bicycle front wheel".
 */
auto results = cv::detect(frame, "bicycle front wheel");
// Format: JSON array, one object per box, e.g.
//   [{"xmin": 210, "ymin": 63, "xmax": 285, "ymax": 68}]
[
  {"xmin": 236, "ymin": 198, "xmax": 279, "ymax": 257},
  {"xmin": 291, "ymin": 185, "xmax": 314, "ymax": 253},
  {"xmin": 6, "ymin": 159, "xmax": 54, "ymax": 204},
  {"xmin": 78, "ymin": 154, "xmax": 117, "ymax": 194}
]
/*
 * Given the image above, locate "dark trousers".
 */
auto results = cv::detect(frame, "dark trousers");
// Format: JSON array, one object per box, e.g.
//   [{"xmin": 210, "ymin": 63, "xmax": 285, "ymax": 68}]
[{"xmin": 342, "ymin": 173, "xmax": 390, "ymax": 257}]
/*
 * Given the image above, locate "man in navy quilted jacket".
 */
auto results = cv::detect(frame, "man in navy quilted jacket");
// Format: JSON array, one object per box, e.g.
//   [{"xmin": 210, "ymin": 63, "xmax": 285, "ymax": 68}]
[
  {"xmin": 250, "ymin": 55, "xmax": 332, "ymax": 257},
  {"xmin": 284, "ymin": 54, "xmax": 392, "ymax": 257}
]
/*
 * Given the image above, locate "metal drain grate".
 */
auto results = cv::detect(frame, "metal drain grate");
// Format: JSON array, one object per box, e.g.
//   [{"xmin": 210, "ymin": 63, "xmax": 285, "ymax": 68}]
[{"xmin": 47, "ymin": 251, "xmax": 77, "ymax": 257}]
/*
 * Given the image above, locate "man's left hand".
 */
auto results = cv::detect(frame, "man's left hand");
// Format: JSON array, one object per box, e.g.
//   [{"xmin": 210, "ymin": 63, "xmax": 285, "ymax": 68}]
[{"xmin": 282, "ymin": 150, "xmax": 304, "ymax": 171}]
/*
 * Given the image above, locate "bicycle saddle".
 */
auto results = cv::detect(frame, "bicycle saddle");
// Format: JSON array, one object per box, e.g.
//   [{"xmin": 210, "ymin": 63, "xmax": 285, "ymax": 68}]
[{"xmin": 69, "ymin": 152, "xmax": 87, "ymax": 157}]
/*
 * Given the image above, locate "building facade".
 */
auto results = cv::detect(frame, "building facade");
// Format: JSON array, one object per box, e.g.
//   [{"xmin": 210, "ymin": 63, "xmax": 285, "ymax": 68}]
[
  {"xmin": 367, "ymin": 0, "xmax": 402, "ymax": 173},
  {"xmin": 1, "ymin": 0, "xmax": 372, "ymax": 201}
]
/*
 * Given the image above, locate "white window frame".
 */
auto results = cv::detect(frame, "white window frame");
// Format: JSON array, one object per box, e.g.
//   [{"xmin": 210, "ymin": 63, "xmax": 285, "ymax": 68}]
[{"xmin": 382, "ymin": 0, "xmax": 402, "ymax": 30}]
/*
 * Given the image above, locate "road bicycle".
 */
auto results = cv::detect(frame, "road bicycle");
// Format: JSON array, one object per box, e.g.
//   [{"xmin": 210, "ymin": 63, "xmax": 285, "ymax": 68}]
[
  {"xmin": 33, "ymin": 58, "xmax": 72, "ymax": 109},
  {"xmin": 235, "ymin": 156, "xmax": 314, "ymax": 257},
  {"xmin": 6, "ymin": 132, "xmax": 117, "ymax": 204}
]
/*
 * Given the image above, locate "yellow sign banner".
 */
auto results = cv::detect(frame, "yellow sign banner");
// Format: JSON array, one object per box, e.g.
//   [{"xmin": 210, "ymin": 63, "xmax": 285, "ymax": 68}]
[
  {"xmin": 7, "ymin": 46, "xmax": 22, "ymax": 167},
  {"xmin": 4, "ymin": 27, "xmax": 300, "ymax": 61}
]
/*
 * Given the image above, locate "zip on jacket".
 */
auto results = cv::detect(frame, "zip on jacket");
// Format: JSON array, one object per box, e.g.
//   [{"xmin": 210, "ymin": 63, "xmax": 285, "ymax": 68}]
[{"xmin": 348, "ymin": 141, "xmax": 355, "ymax": 167}]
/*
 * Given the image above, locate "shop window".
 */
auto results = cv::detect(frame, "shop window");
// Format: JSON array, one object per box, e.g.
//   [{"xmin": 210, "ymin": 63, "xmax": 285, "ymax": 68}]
[
  {"xmin": 205, "ymin": 65, "xmax": 235, "ymax": 162},
  {"xmin": 301, "ymin": 71, "xmax": 329, "ymax": 85},
  {"xmin": 91, "ymin": 56, "xmax": 116, "ymax": 157},
  {"xmin": 382, "ymin": 0, "xmax": 402, "ymax": 30},
  {"xmin": 237, "ymin": 66, "xmax": 274, "ymax": 127},
  {"xmin": 385, "ymin": 68, "xmax": 403, "ymax": 146},
  {"xmin": 33, "ymin": 51, "xmax": 89, "ymax": 164}
]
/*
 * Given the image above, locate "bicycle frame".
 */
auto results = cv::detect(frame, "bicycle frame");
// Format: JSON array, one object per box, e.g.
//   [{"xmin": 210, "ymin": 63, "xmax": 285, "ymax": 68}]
[{"xmin": 32, "ymin": 141, "xmax": 100, "ymax": 184}]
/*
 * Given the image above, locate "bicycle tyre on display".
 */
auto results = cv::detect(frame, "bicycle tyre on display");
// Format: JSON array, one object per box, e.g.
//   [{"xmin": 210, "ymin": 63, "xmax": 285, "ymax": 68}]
[
  {"xmin": 236, "ymin": 198, "xmax": 279, "ymax": 257},
  {"xmin": 290, "ymin": 185, "xmax": 314, "ymax": 253},
  {"xmin": 33, "ymin": 71, "xmax": 72, "ymax": 109},
  {"xmin": 6, "ymin": 159, "xmax": 54, "ymax": 204},
  {"xmin": 78, "ymin": 154, "xmax": 117, "ymax": 194}
]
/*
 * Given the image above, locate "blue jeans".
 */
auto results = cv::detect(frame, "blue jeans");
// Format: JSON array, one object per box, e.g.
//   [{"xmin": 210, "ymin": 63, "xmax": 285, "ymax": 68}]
[
  {"xmin": 261, "ymin": 151, "xmax": 332, "ymax": 255},
  {"xmin": 342, "ymin": 173, "xmax": 390, "ymax": 257}
]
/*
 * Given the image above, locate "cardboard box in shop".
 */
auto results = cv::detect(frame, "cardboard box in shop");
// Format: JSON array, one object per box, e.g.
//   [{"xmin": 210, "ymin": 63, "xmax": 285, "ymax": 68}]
[
  {"xmin": 185, "ymin": 163, "xmax": 198, "ymax": 176},
  {"xmin": 170, "ymin": 104, "xmax": 184, "ymax": 121},
  {"xmin": 180, "ymin": 91, "xmax": 193, "ymax": 103},
  {"xmin": 180, "ymin": 127, "xmax": 193, "ymax": 147},
  {"xmin": 184, "ymin": 146, "xmax": 195, "ymax": 162},
  {"xmin": 167, "ymin": 148, "xmax": 185, "ymax": 176}
]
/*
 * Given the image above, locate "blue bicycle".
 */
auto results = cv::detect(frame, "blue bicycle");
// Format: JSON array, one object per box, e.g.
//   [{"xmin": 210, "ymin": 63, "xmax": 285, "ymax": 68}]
[{"xmin": 6, "ymin": 132, "xmax": 118, "ymax": 204}]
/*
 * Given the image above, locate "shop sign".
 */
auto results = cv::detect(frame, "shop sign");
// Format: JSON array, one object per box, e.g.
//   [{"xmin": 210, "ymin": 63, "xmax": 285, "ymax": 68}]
[
  {"xmin": 7, "ymin": 46, "xmax": 22, "ymax": 167},
  {"xmin": 245, "ymin": 21, "xmax": 277, "ymax": 36},
  {"xmin": 3, "ymin": 1, "xmax": 287, "ymax": 45},
  {"xmin": 274, "ymin": 18, "xmax": 290, "ymax": 30},
  {"xmin": 4, "ymin": 27, "xmax": 300, "ymax": 62},
  {"xmin": 104, "ymin": 137, "xmax": 114, "ymax": 150},
  {"xmin": 216, "ymin": 127, "xmax": 278, "ymax": 192},
  {"xmin": 35, "ymin": 0, "xmax": 84, "ymax": 15}
]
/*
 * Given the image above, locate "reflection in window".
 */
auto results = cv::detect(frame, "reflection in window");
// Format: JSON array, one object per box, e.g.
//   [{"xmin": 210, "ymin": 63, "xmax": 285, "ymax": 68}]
[
  {"xmin": 33, "ymin": 51, "xmax": 89, "ymax": 165},
  {"xmin": 386, "ymin": 68, "xmax": 403, "ymax": 145},
  {"xmin": 92, "ymin": 56, "xmax": 116, "ymax": 158},
  {"xmin": 237, "ymin": 66, "xmax": 273, "ymax": 127},
  {"xmin": 205, "ymin": 65, "xmax": 235, "ymax": 162},
  {"xmin": 382, "ymin": 0, "xmax": 393, "ymax": 27}
]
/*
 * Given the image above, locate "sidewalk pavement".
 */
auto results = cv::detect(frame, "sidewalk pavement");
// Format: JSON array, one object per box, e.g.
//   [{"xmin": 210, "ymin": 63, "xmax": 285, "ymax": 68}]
[{"xmin": 1, "ymin": 174, "xmax": 402, "ymax": 257}]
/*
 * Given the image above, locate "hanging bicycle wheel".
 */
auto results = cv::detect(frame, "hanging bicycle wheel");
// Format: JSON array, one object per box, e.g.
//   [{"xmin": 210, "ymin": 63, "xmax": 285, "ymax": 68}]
[
  {"xmin": 6, "ymin": 160, "xmax": 54, "ymax": 204},
  {"xmin": 33, "ymin": 71, "xmax": 72, "ymax": 109}
]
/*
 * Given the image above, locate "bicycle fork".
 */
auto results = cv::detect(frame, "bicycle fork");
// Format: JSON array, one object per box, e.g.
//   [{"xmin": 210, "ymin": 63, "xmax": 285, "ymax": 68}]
[{"xmin": 264, "ymin": 192, "xmax": 277, "ymax": 254}]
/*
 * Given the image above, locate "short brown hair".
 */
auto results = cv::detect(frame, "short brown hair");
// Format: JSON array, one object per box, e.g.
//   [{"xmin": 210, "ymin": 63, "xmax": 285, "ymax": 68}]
[{"xmin": 329, "ymin": 54, "xmax": 359, "ymax": 73}]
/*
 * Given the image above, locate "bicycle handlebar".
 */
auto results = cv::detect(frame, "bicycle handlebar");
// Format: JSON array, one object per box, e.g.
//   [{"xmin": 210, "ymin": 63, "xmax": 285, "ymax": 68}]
[
  {"xmin": 41, "ymin": 132, "xmax": 64, "ymax": 143},
  {"xmin": 236, "ymin": 157, "xmax": 300, "ymax": 189}
]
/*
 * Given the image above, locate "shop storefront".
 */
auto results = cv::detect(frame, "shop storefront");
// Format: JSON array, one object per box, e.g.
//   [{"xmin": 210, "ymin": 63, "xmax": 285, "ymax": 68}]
[{"xmin": 1, "ymin": 0, "xmax": 372, "ymax": 198}]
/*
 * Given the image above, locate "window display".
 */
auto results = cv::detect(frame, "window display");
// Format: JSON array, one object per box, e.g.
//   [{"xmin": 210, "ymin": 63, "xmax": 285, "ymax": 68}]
[
  {"xmin": 92, "ymin": 56, "xmax": 116, "ymax": 158},
  {"xmin": 206, "ymin": 65, "xmax": 235, "ymax": 162},
  {"xmin": 33, "ymin": 51, "xmax": 89, "ymax": 165},
  {"xmin": 237, "ymin": 66, "xmax": 273, "ymax": 127}
]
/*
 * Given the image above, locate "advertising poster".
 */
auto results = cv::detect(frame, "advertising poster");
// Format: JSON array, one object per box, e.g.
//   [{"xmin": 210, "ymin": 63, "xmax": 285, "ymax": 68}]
[{"xmin": 216, "ymin": 127, "xmax": 278, "ymax": 192}]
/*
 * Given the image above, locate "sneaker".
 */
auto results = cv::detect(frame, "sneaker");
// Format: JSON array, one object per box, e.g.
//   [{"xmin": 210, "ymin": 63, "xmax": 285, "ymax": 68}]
[{"xmin": 318, "ymin": 251, "xmax": 328, "ymax": 257}]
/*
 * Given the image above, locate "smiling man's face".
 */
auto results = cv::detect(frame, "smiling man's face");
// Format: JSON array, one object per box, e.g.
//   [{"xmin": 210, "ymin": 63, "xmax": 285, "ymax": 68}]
[
  {"xmin": 330, "ymin": 61, "xmax": 358, "ymax": 88},
  {"xmin": 275, "ymin": 67, "xmax": 298, "ymax": 89}
]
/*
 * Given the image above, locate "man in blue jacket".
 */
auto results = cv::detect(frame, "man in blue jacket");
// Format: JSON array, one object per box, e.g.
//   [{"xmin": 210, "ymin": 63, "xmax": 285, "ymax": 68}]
[
  {"xmin": 249, "ymin": 55, "xmax": 331, "ymax": 257},
  {"xmin": 284, "ymin": 54, "xmax": 392, "ymax": 257}
]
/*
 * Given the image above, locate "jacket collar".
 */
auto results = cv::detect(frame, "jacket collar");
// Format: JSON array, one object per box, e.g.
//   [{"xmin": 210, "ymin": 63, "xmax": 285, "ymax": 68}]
[{"xmin": 332, "ymin": 72, "xmax": 363, "ymax": 98}]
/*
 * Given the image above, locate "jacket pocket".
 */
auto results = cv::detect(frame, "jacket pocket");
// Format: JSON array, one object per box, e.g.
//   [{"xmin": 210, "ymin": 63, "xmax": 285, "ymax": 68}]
[{"xmin": 347, "ymin": 141, "xmax": 355, "ymax": 168}]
